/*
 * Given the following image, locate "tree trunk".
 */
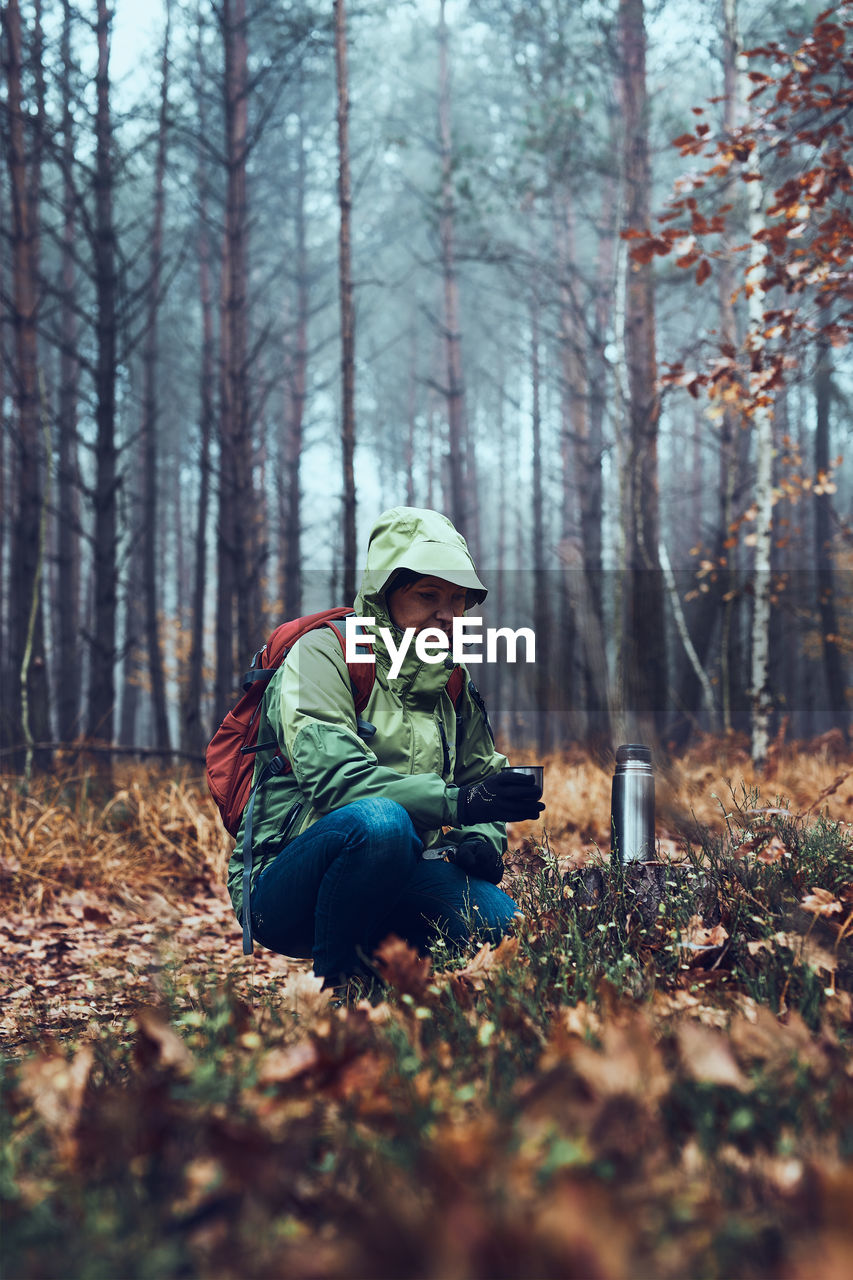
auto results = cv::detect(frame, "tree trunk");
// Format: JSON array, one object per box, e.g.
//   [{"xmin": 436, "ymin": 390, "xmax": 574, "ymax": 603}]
[
  {"xmin": 0, "ymin": 186, "xmax": 7, "ymax": 743},
  {"xmin": 405, "ymin": 313, "xmax": 417, "ymax": 508},
  {"xmin": 183, "ymin": 34, "xmax": 215, "ymax": 754},
  {"xmin": 720, "ymin": 0, "xmax": 775, "ymax": 765},
  {"xmin": 141, "ymin": 0, "xmax": 172, "ymax": 754},
  {"xmin": 512, "ymin": 405, "xmax": 526, "ymax": 743},
  {"xmin": 426, "ymin": 399, "xmax": 437, "ymax": 513},
  {"xmin": 215, "ymin": 0, "xmax": 251, "ymax": 719},
  {"xmin": 118, "ymin": 466, "xmax": 144, "ymax": 748},
  {"xmin": 618, "ymin": 0, "xmax": 666, "ymax": 743},
  {"xmin": 669, "ymin": 2, "xmax": 747, "ymax": 749},
  {"xmin": 250, "ymin": 429, "xmax": 269, "ymax": 630},
  {"xmin": 29, "ymin": 0, "xmax": 45, "ymax": 283},
  {"xmin": 719, "ymin": 0, "xmax": 742, "ymax": 737},
  {"xmin": 530, "ymin": 296, "xmax": 550, "ymax": 755},
  {"xmin": 555, "ymin": 195, "xmax": 582, "ymax": 747},
  {"xmin": 334, "ymin": 0, "xmax": 357, "ymax": 604},
  {"xmin": 438, "ymin": 0, "xmax": 468, "ymax": 535},
  {"xmin": 588, "ymin": 166, "xmax": 620, "ymax": 744},
  {"xmin": 493, "ymin": 371, "xmax": 507, "ymax": 738},
  {"xmin": 87, "ymin": 0, "xmax": 119, "ymax": 751},
  {"xmin": 558, "ymin": 185, "xmax": 610, "ymax": 745},
  {"xmin": 55, "ymin": 0, "xmax": 82, "ymax": 744},
  {"xmin": 4, "ymin": 0, "xmax": 51, "ymax": 765},
  {"xmin": 814, "ymin": 339, "xmax": 848, "ymax": 736},
  {"xmin": 280, "ymin": 87, "xmax": 308, "ymax": 621}
]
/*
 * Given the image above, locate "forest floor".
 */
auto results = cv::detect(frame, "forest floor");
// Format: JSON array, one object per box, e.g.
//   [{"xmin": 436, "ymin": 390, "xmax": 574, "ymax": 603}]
[{"xmin": 2, "ymin": 736, "xmax": 853, "ymax": 1279}]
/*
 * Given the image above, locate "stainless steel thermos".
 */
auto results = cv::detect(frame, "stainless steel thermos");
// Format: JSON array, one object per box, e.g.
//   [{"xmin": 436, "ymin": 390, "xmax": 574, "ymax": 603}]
[{"xmin": 611, "ymin": 744, "xmax": 655, "ymax": 864}]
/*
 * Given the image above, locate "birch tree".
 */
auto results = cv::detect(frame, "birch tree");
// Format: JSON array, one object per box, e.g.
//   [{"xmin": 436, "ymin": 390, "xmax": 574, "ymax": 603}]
[{"xmin": 723, "ymin": 0, "xmax": 775, "ymax": 765}]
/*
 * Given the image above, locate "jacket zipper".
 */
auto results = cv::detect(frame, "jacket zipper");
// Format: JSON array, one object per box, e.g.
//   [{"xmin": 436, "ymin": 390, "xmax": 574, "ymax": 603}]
[
  {"xmin": 438, "ymin": 720, "xmax": 451, "ymax": 778},
  {"xmin": 279, "ymin": 801, "xmax": 304, "ymax": 845}
]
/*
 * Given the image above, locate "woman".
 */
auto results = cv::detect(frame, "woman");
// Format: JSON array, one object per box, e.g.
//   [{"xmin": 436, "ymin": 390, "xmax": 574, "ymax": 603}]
[{"xmin": 227, "ymin": 506, "xmax": 543, "ymax": 986}]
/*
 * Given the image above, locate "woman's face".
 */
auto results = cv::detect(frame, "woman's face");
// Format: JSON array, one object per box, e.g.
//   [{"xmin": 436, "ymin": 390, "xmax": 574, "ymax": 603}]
[{"xmin": 387, "ymin": 576, "xmax": 467, "ymax": 639}]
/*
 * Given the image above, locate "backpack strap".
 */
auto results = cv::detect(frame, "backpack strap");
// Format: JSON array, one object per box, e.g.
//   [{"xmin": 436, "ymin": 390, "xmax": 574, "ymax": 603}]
[
  {"xmin": 445, "ymin": 663, "xmax": 466, "ymax": 748},
  {"xmin": 446, "ymin": 665, "xmax": 465, "ymax": 704},
  {"xmin": 242, "ymin": 754, "xmax": 285, "ymax": 955},
  {"xmin": 328, "ymin": 616, "xmax": 377, "ymax": 739}
]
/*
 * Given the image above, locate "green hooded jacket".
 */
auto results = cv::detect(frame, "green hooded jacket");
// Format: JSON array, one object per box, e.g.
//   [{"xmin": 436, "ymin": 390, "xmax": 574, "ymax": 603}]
[{"xmin": 226, "ymin": 507, "xmax": 509, "ymax": 920}]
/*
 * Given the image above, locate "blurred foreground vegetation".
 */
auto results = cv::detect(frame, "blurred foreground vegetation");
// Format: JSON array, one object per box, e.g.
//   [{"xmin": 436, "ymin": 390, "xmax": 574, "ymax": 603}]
[{"xmin": 2, "ymin": 745, "xmax": 853, "ymax": 1278}]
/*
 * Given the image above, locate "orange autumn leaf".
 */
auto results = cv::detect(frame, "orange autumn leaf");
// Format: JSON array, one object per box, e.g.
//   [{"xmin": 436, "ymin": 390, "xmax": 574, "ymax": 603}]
[
  {"xmin": 800, "ymin": 887, "xmax": 843, "ymax": 916},
  {"xmin": 373, "ymin": 935, "xmax": 433, "ymax": 1000}
]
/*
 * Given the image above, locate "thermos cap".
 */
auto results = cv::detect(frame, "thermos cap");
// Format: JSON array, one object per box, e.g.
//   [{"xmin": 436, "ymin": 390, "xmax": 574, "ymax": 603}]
[{"xmin": 615, "ymin": 743, "xmax": 652, "ymax": 764}]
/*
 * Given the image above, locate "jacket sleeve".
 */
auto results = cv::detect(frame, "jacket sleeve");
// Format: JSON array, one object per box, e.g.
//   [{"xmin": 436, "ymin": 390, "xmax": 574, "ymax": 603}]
[
  {"xmin": 442, "ymin": 674, "xmax": 510, "ymax": 856},
  {"xmin": 271, "ymin": 626, "xmax": 460, "ymax": 830}
]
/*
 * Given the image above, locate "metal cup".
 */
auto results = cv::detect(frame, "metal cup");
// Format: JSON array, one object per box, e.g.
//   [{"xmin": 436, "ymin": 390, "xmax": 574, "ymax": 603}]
[{"xmin": 505, "ymin": 765, "xmax": 544, "ymax": 794}]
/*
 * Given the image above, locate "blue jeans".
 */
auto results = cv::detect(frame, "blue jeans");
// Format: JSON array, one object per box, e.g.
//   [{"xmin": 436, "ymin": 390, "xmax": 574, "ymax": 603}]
[{"xmin": 250, "ymin": 797, "xmax": 519, "ymax": 983}]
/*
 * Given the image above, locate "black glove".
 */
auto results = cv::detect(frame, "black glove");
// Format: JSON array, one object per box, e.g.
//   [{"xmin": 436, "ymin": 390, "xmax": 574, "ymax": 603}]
[
  {"xmin": 457, "ymin": 770, "xmax": 544, "ymax": 825},
  {"xmin": 448, "ymin": 836, "xmax": 505, "ymax": 885}
]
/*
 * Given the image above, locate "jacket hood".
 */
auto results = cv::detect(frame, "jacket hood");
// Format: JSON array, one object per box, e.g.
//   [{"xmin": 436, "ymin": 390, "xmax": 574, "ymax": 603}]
[{"xmin": 354, "ymin": 507, "xmax": 487, "ymax": 622}]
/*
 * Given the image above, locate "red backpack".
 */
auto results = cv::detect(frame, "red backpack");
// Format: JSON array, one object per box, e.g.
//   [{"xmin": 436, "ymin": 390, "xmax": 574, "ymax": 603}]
[{"xmin": 206, "ymin": 607, "xmax": 465, "ymax": 837}]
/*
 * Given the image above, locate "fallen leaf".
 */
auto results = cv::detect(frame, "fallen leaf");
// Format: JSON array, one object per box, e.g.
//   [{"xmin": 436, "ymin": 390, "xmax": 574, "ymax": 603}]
[
  {"xmin": 279, "ymin": 969, "xmax": 333, "ymax": 1019},
  {"xmin": 676, "ymin": 1021, "xmax": 750, "ymax": 1090},
  {"xmin": 680, "ymin": 916, "xmax": 729, "ymax": 958},
  {"xmin": 571, "ymin": 1013, "xmax": 669, "ymax": 1103},
  {"xmin": 134, "ymin": 1007, "xmax": 194, "ymax": 1073},
  {"xmin": 441, "ymin": 936, "xmax": 520, "ymax": 993},
  {"xmin": 373, "ymin": 935, "xmax": 433, "ymax": 1000},
  {"xmin": 773, "ymin": 931, "xmax": 838, "ymax": 974},
  {"xmin": 801, "ymin": 887, "xmax": 843, "ymax": 916},
  {"xmin": 730, "ymin": 1003, "xmax": 798, "ymax": 1068},
  {"xmin": 256, "ymin": 1040, "xmax": 320, "ymax": 1086},
  {"xmin": 19, "ymin": 1044, "xmax": 95, "ymax": 1164},
  {"xmin": 757, "ymin": 836, "xmax": 788, "ymax": 864}
]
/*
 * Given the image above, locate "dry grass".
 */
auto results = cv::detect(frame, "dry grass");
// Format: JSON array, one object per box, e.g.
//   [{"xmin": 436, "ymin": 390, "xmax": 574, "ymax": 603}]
[
  {"xmin": 0, "ymin": 764, "xmax": 231, "ymax": 913},
  {"xmin": 3, "ymin": 735, "xmax": 853, "ymax": 911},
  {"xmin": 508, "ymin": 732, "xmax": 853, "ymax": 861}
]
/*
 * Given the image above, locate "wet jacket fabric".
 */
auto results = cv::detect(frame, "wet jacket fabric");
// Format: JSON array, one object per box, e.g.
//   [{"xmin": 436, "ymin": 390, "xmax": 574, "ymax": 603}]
[{"xmin": 227, "ymin": 507, "xmax": 508, "ymax": 920}]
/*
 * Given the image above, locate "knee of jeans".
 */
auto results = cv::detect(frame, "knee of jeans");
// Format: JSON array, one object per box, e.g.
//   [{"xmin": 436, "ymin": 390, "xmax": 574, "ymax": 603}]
[
  {"xmin": 467, "ymin": 886, "xmax": 520, "ymax": 942},
  {"xmin": 343, "ymin": 796, "xmax": 420, "ymax": 857}
]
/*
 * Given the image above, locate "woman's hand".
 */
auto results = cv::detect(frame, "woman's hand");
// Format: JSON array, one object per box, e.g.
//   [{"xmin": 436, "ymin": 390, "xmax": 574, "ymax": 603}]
[
  {"xmin": 448, "ymin": 836, "xmax": 504, "ymax": 884},
  {"xmin": 457, "ymin": 770, "xmax": 544, "ymax": 825}
]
